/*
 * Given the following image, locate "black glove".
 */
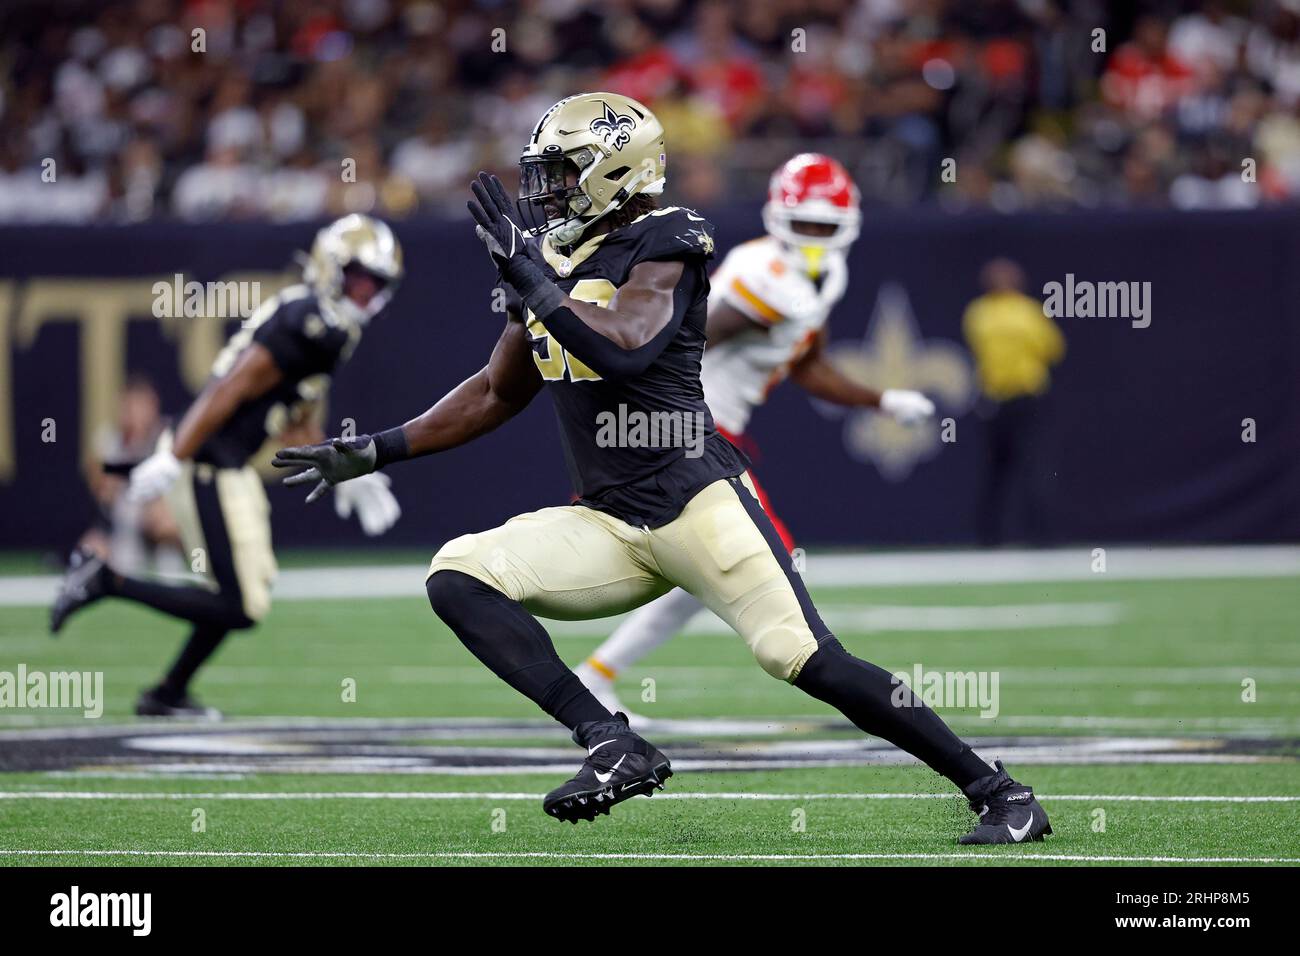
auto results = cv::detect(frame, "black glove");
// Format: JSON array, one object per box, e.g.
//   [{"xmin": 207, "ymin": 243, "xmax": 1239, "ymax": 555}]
[
  {"xmin": 273, "ymin": 436, "xmax": 378, "ymax": 503},
  {"xmin": 468, "ymin": 172, "xmax": 530, "ymax": 273},
  {"xmin": 468, "ymin": 171, "xmax": 564, "ymax": 317}
]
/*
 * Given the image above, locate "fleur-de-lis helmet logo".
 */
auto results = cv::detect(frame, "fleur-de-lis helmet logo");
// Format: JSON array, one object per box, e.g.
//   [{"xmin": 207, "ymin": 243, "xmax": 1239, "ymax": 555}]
[{"xmin": 589, "ymin": 101, "xmax": 636, "ymax": 151}]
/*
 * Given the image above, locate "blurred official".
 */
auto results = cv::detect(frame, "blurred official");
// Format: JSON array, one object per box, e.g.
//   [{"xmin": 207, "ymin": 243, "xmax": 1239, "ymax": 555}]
[{"xmin": 962, "ymin": 258, "xmax": 1065, "ymax": 545}]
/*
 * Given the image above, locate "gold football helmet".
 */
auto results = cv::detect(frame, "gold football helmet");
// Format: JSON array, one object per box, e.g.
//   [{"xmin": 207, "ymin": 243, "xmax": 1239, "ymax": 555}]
[
  {"xmin": 302, "ymin": 214, "xmax": 404, "ymax": 325},
  {"xmin": 517, "ymin": 92, "xmax": 666, "ymax": 247}
]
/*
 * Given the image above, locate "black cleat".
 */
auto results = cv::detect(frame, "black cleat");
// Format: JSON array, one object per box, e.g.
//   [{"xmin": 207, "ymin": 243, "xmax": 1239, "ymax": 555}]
[
  {"xmin": 958, "ymin": 759, "xmax": 1052, "ymax": 845},
  {"xmin": 135, "ymin": 686, "xmax": 222, "ymax": 720},
  {"xmin": 543, "ymin": 712, "xmax": 672, "ymax": 823},
  {"xmin": 49, "ymin": 547, "xmax": 110, "ymax": 635}
]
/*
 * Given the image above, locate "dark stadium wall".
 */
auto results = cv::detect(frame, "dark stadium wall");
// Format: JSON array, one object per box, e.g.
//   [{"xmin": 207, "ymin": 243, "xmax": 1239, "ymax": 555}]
[{"xmin": 1, "ymin": 207, "xmax": 1298, "ymax": 552}]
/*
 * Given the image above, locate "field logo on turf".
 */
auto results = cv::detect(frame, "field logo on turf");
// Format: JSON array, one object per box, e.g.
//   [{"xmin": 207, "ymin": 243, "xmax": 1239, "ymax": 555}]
[
  {"xmin": 50, "ymin": 886, "xmax": 151, "ymax": 936},
  {"xmin": 890, "ymin": 663, "xmax": 999, "ymax": 718},
  {"xmin": 0, "ymin": 665, "xmax": 102, "ymax": 718}
]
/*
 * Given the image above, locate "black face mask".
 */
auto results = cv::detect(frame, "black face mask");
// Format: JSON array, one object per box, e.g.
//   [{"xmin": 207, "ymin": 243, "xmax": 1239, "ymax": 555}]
[{"xmin": 517, "ymin": 157, "xmax": 590, "ymax": 238}]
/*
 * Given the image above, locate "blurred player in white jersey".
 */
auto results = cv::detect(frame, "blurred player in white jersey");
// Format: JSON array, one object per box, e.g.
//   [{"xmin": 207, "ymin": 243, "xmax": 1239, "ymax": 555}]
[{"xmin": 575, "ymin": 153, "xmax": 934, "ymax": 718}]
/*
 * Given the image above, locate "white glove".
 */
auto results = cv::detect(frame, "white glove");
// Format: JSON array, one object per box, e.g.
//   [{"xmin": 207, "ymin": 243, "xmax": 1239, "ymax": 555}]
[
  {"xmin": 333, "ymin": 472, "xmax": 401, "ymax": 536},
  {"xmin": 879, "ymin": 389, "xmax": 935, "ymax": 426},
  {"xmin": 127, "ymin": 448, "xmax": 182, "ymax": 502}
]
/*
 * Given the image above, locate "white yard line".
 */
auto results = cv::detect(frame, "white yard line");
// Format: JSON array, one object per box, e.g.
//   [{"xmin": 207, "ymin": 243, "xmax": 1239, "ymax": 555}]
[
  {"xmin": 800, "ymin": 545, "xmax": 1300, "ymax": 586},
  {"xmin": 0, "ymin": 848, "xmax": 1295, "ymax": 864},
  {"xmin": 4, "ymin": 545, "xmax": 1297, "ymax": 607},
  {"xmin": 0, "ymin": 790, "xmax": 1295, "ymax": 803}
]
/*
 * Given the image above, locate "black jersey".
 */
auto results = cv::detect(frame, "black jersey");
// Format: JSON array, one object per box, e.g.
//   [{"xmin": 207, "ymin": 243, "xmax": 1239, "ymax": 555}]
[
  {"xmin": 523, "ymin": 206, "xmax": 749, "ymax": 528},
  {"xmin": 195, "ymin": 286, "xmax": 358, "ymax": 468}
]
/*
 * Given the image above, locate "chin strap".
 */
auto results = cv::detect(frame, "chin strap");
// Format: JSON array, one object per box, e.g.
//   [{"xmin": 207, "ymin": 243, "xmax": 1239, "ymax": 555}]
[{"xmin": 548, "ymin": 175, "xmax": 667, "ymax": 246}]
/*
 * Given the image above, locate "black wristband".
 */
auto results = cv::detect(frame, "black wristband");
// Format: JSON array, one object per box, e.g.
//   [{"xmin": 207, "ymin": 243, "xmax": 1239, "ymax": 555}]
[
  {"xmin": 503, "ymin": 255, "xmax": 565, "ymax": 319},
  {"xmin": 372, "ymin": 427, "xmax": 410, "ymax": 468}
]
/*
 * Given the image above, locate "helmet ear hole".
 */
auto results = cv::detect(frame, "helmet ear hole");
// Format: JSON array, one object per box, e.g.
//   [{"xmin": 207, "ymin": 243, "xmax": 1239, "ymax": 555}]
[{"xmin": 603, "ymin": 166, "xmax": 631, "ymax": 181}]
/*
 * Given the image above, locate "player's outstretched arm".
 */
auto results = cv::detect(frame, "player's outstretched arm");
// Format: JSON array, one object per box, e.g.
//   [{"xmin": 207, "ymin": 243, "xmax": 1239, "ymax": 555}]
[
  {"xmin": 789, "ymin": 330, "xmax": 882, "ymax": 407},
  {"xmin": 273, "ymin": 317, "xmax": 541, "ymax": 502},
  {"xmin": 789, "ymin": 330, "xmax": 935, "ymax": 424},
  {"xmin": 468, "ymin": 171, "xmax": 686, "ymax": 380},
  {"xmin": 128, "ymin": 343, "xmax": 284, "ymax": 502}
]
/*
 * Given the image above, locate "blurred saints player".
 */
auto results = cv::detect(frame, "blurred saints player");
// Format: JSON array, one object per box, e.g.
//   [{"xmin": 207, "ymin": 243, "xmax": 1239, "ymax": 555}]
[
  {"xmin": 275, "ymin": 94, "xmax": 1051, "ymax": 844},
  {"xmin": 573, "ymin": 153, "xmax": 934, "ymax": 718},
  {"xmin": 49, "ymin": 215, "xmax": 405, "ymax": 718}
]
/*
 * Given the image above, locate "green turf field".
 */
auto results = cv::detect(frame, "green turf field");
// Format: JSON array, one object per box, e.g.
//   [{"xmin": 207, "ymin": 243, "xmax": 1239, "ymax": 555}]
[{"xmin": 1, "ymin": 565, "xmax": 1298, "ymax": 866}]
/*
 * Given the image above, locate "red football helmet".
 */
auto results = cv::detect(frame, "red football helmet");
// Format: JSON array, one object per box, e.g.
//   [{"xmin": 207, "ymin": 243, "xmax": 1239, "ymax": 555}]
[{"xmin": 762, "ymin": 153, "xmax": 861, "ymax": 252}]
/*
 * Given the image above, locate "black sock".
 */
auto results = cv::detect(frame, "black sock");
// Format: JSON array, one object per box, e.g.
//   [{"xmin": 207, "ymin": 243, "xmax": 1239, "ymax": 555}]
[
  {"xmin": 426, "ymin": 570, "xmax": 612, "ymax": 730},
  {"xmin": 109, "ymin": 574, "xmax": 250, "ymax": 630},
  {"xmin": 794, "ymin": 638, "xmax": 992, "ymax": 790},
  {"xmin": 159, "ymin": 625, "xmax": 229, "ymax": 699}
]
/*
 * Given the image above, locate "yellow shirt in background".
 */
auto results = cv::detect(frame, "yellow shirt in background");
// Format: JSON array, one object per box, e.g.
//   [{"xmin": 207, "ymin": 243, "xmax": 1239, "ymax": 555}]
[{"xmin": 962, "ymin": 291, "xmax": 1066, "ymax": 401}]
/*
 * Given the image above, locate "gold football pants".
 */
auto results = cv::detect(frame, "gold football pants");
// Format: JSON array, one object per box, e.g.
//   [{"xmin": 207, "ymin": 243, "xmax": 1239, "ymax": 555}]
[
  {"xmin": 167, "ymin": 461, "xmax": 277, "ymax": 623},
  {"xmin": 428, "ymin": 476, "xmax": 824, "ymax": 681}
]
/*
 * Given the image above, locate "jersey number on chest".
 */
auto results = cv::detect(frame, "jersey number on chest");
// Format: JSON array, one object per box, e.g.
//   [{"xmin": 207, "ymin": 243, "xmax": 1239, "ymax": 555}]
[{"xmin": 525, "ymin": 278, "xmax": 615, "ymax": 383}]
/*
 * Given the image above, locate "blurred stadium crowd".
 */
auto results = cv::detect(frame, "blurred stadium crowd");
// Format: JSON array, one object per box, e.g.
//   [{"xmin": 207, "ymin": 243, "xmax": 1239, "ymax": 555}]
[{"xmin": 1, "ymin": 0, "xmax": 1298, "ymax": 222}]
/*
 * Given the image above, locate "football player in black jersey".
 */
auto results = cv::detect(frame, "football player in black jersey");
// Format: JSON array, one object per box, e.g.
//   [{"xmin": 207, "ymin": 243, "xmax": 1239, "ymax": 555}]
[
  {"xmin": 49, "ymin": 215, "xmax": 405, "ymax": 719},
  {"xmin": 275, "ymin": 95, "xmax": 1051, "ymax": 845}
]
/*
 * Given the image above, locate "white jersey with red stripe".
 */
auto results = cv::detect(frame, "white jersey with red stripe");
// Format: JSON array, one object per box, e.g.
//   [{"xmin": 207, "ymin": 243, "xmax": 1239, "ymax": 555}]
[{"xmin": 702, "ymin": 236, "xmax": 848, "ymax": 434}]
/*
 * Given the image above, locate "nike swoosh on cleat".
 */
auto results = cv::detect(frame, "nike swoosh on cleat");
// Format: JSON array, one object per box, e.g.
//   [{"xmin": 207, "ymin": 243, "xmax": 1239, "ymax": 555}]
[
  {"xmin": 1007, "ymin": 815, "xmax": 1034, "ymax": 842},
  {"xmin": 588, "ymin": 739, "xmax": 616, "ymax": 756},
  {"xmin": 593, "ymin": 753, "xmax": 626, "ymax": 784}
]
